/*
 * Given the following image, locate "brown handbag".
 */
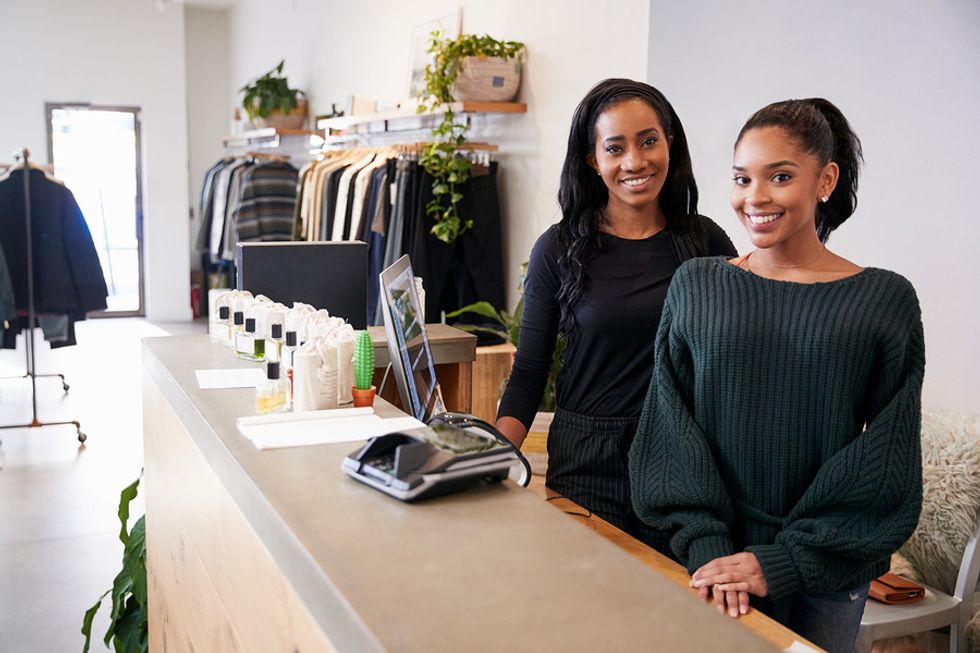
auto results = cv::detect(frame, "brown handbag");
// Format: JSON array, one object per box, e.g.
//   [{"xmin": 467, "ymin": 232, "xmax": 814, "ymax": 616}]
[{"xmin": 869, "ymin": 572, "xmax": 926, "ymax": 604}]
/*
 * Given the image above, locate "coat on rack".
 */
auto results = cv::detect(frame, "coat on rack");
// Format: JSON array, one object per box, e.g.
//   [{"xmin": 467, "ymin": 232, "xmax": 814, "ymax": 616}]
[
  {"xmin": 0, "ymin": 169, "xmax": 108, "ymax": 315},
  {"xmin": 0, "ymin": 241, "xmax": 15, "ymax": 325}
]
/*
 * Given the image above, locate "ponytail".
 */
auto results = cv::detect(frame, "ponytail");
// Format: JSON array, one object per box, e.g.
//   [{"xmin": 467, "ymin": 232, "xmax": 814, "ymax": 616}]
[{"xmin": 736, "ymin": 98, "xmax": 864, "ymax": 242}]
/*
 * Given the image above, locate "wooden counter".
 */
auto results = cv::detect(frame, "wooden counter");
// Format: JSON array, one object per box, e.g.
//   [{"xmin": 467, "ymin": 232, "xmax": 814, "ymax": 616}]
[
  {"xmin": 527, "ymin": 478, "xmax": 825, "ymax": 652},
  {"xmin": 143, "ymin": 334, "xmax": 779, "ymax": 652}
]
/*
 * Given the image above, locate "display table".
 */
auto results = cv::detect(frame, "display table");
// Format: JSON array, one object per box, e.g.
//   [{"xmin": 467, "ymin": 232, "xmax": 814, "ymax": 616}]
[
  {"xmin": 143, "ymin": 334, "xmax": 780, "ymax": 652},
  {"xmin": 367, "ymin": 323, "xmax": 475, "ymax": 414}
]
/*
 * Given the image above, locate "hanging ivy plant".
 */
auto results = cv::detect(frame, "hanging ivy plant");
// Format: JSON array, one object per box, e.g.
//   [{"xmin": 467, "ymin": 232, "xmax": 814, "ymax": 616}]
[{"xmin": 417, "ymin": 32, "xmax": 524, "ymax": 243}]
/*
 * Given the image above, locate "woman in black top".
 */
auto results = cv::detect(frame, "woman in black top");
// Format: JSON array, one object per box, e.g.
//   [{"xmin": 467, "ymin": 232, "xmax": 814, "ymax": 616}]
[{"xmin": 495, "ymin": 78, "xmax": 736, "ymax": 551}]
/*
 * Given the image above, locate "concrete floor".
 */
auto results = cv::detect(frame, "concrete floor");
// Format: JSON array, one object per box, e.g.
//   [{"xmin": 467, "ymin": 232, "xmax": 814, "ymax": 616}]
[{"xmin": 0, "ymin": 317, "xmax": 205, "ymax": 652}]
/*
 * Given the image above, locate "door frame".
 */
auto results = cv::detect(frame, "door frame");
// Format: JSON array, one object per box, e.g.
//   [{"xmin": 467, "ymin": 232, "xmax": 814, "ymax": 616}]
[{"xmin": 45, "ymin": 102, "xmax": 146, "ymax": 318}]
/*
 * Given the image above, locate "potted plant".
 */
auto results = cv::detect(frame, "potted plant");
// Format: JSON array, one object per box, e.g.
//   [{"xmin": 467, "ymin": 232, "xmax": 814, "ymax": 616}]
[
  {"xmin": 417, "ymin": 32, "xmax": 524, "ymax": 244},
  {"xmin": 82, "ymin": 475, "xmax": 147, "ymax": 653},
  {"xmin": 445, "ymin": 262, "xmax": 563, "ymax": 418},
  {"xmin": 240, "ymin": 60, "xmax": 307, "ymax": 130},
  {"xmin": 351, "ymin": 330, "xmax": 376, "ymax": 407}
]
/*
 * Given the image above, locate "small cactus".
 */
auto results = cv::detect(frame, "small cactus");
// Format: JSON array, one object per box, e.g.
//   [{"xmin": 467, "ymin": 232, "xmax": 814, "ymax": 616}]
[{"xmin": 353, "ymin": 330, "xmax": 375, "ymax": 390}]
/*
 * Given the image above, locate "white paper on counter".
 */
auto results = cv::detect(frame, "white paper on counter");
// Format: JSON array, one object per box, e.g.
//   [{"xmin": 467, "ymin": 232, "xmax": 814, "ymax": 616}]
[
  {"xmin": 237, "ymin": 413, "xmax": 425, "ymax": 450},
  {"xmin": 237, "ymin": 407, "xmax": 374, "ymax": 427},
  {"xmin": 196, "ymin": 368, "xmax": 266, "ymax": 389}
]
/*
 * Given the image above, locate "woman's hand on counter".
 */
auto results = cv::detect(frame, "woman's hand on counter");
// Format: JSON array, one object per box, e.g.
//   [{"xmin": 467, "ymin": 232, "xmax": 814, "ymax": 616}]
[
  {"xmin": 691, "ymin": 552, "xmax": 769, "ymax": 617},
  {"xmin": 690, "ymin": 552, "xmax": 769, "ymax": 617}
]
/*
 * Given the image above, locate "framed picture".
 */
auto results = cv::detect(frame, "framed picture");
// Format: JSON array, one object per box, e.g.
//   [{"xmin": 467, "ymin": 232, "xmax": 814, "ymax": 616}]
[{"xmin": 406, "ymin": 9, "xmax": 462, "ymax": 101}]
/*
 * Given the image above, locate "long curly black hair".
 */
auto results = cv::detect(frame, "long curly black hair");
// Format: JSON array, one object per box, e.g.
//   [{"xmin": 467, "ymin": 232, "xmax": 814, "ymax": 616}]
[
  {"xmin": 736, "ymin": 98, "xmax": 863, "ymax": 243},
  {"xmin": 555, "ymin": 78, "xmax": 699, "ymax": 332}
]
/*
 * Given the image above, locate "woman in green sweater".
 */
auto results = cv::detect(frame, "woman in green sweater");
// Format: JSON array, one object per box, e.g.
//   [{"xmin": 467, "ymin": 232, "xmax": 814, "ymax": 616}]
[{"xmin": 628, "ymin": 98, "xmax": 924, "ymax": 652}]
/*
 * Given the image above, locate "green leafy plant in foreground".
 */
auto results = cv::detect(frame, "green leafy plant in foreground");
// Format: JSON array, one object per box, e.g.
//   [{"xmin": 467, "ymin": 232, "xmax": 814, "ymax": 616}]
[
  {"xmin": 82, "ymin": 475, "xmax": 147, "ymax": 653},
  {"xmin": 446, "ymin": 263, "xmax": 563, "ymax": 411}
]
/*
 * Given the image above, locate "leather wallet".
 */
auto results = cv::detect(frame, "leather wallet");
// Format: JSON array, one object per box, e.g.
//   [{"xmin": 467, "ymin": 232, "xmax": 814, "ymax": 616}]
[{"xmin": 869, "ymin": 572, "xmax": 926, "ymax": 604}]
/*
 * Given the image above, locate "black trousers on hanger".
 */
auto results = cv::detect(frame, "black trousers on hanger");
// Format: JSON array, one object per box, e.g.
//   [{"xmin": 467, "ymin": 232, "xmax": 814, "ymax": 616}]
[{"xmin": 410, "ymin": 162, "xmax": 505, "ymax": 344}]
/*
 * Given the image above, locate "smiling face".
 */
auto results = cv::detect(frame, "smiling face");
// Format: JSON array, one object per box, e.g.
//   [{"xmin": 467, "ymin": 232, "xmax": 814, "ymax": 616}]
[
  {"xmin": 587, "ymin": 98, "xmax": 671, "ymax": 220},
  {"xmin": 731, "ymin": 126, "xmax": 839, "ymax": 251}
]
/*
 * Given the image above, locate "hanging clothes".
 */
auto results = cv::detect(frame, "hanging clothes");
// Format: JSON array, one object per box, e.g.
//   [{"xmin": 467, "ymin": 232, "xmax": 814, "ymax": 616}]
[
  {"xmin": 0, "ymin": 168, "xmax": 108, "ymax": 348},
  {"xmin": 234, "ymin": 161, "xmax": 300, "ymax": 243},
  {"xmin": 408, "ymin": 162, "xmax": 506, "ymax": 343},
  {"xmin": 195, "ymin": 156, "xmax": 300, "ymax": 263},
  {"xmin": 206, "ymin": 157, "xmax": 250, "ymax": 263},
  {"xmin": 0, "ymin": 240, "xmax": 16, "ymax": 328},
  {"xmin": 194, "ymin": 157, "xmax": 228, "ymax": 254},
  {"xmin": 279, "ymin": 146, "xmax": 506, "ymax": 332}
]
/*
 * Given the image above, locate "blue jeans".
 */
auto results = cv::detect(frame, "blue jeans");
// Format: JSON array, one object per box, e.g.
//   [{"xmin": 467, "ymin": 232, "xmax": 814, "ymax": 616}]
[{"xmin": 788, "ymin": 583, "xmax": 870, "ymax": 653}]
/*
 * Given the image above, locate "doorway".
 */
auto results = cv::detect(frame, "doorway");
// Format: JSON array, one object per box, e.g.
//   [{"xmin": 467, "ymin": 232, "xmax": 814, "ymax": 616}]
[{"xmin": 45, "ymin": 104, "xmax": 144, "ymax": 316}]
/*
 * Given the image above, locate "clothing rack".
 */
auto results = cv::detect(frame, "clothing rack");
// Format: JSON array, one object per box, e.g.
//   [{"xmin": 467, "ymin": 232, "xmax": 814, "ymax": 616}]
[
  {"xmin": 314, "ymin": 142, "xmax": 497, "ymax": 171},
  {"xmin": 0, "ymin": 161, "xmax": 55, "ymax": 173},
  {"xmin": 319, "ymin": 138, "xmax": 498, "ymax": 152},
  {"xmin": 0, "ymin": 148, "xmax": 86, "ymax": 444},
  {"xmin": 243, "ymin": 150, "xmax": 291, "ymax": 162}
]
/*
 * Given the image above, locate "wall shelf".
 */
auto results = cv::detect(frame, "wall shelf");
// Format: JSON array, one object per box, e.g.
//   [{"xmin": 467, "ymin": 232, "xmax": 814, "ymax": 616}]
[
  {"xmin": 223, "ymin": 127, "xmax": 324, "ymax": 149},
  {"xmin": 316, "ymin": 102, "xmax": 527, "ymax": 132}
]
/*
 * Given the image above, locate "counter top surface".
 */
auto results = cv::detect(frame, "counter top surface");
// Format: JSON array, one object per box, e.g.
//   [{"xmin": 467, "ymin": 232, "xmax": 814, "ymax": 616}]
[{"xmin": 142, "ymin": 334, "xmax": 775, "ymax": 652}]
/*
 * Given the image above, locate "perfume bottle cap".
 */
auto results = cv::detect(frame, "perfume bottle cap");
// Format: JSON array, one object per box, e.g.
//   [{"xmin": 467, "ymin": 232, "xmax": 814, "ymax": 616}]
[
  {"xmin": 245, "ymin": 317, "xmax": 256, "ymax": 333},
  {"xmin": 233, "ymin": 311, "xmax": 244, "ymax": 325},
  {"xmin": 266, "ymin": 361, "xmax": 280, "ymax": 379},
  {"xmin": 285, "ymin": 330, "xmax": 297, "ymax": 347},
  {"xmin": 271, "ymin": 323, "xmax": 283, "ymax": 339},
  {"xmin": 218, "ymin": 305, "xmax": 230, "ymax": 319}
]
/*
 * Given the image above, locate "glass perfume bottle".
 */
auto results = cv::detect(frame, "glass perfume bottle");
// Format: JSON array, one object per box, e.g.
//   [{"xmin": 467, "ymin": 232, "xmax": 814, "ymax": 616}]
[
  {"xmin": 231, "ymin": 310, "xmax": 245, "ymax": 344},
  {"xmin": 236, "ymin": 317, "xmax": 265, "ymax": 362},
  {"xmin": 283, "ymin": 330, "xmax": 298, "ymax": 395},
  {"xmin": 267, "ymin": 323, "xmax": 284, "ymax": 363},
  {"xmin": 255, "ymin": 361, "xmax": 290, "ymax": 414},
  {"xmin": 209, "ymin": 305, "xmax": 231, "ymax": 346}
]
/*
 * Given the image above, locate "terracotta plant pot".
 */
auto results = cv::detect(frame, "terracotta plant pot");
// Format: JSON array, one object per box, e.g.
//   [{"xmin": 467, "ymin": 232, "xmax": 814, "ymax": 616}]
[
  {"xmin": 351, "ymin": 385, "xmax": 376, "ymax": 408},
  {"xmin": 253, "ymin": 97, "xmax": 308, "ymax": 130}
]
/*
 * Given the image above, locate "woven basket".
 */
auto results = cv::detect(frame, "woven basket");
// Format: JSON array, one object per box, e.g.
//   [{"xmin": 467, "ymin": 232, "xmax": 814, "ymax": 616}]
[
  {"xmin": 253, "ymin": 97, "xmax": 308, "ymax": 130},
  {"xmin": 452, "ymin": 56, "xmax": 521, "ymax": 102}
]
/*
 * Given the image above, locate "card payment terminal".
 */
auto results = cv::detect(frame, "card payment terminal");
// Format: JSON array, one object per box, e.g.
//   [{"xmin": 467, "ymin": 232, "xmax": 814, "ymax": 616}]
[{"xmin": 342, "ymin": 417, "xmax": 529, "ymax": 502}]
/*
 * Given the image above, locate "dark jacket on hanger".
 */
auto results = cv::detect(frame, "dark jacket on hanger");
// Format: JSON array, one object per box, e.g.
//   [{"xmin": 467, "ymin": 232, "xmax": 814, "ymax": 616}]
[
  {"xmin": 0, "ymin": 240, "xmax": 16, "ymax": 325},
  {"xmin": 0, "ymin": 169, "xmax": 108, "ymax": 313}
]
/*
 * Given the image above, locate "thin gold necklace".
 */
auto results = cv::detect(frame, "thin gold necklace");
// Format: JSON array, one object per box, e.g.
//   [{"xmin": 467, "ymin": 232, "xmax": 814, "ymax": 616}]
[{"xmin": 742, "ymin": 245, "xmax": 827, "ymax": 270}]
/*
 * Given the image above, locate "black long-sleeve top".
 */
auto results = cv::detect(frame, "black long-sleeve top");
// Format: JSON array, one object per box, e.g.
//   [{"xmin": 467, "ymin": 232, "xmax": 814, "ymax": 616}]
[{"xmin": 497, "ymin": 218, "xmax": 736, "ymax": 428}]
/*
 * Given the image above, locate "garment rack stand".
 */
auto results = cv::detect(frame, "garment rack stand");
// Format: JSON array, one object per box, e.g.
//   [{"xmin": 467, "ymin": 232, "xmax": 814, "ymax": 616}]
[{"xmin": 0, "ymin": 148, "xmax": 86, "ymax": 445}]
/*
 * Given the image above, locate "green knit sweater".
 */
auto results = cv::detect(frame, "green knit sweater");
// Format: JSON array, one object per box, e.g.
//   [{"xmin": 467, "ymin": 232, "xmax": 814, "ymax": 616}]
[{"xmin": 629, "ymin": 257, "xmax": 925, "ymax": 602}]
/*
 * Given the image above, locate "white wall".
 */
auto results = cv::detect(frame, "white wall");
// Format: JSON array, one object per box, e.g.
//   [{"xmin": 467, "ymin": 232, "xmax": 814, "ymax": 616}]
[
  {"xmin": 0, "ymin": 0, "xmax": 191, "ymax": 321},
  {"xmin": 185, "ymin": 6, "xmax": 230, "ymax": 273},
  {"xmin": 648, "ymin": 0, "xmax": 980, "ymax": 412},
  {"xmin": 226, "ymin": 0, "xmax": 651, "ymax": 305}
]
